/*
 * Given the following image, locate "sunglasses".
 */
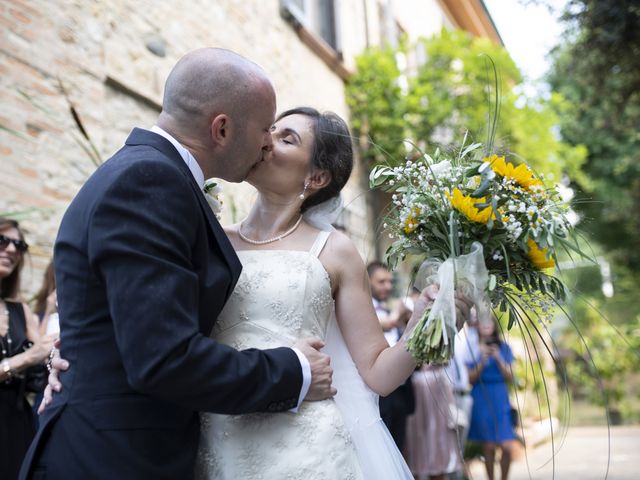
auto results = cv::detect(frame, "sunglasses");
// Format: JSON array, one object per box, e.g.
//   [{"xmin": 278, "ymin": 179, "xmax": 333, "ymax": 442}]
[{"xmin": 0, "ymin": 234, "xmax": 29, "ymax": 253}]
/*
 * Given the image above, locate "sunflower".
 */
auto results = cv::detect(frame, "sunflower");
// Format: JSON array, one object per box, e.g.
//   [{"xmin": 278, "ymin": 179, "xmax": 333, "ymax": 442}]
[
  {"xmin": 487, "ymin": 155, "xmax": 543, "ymax": 190},
  {"xmin": 403, "ymin": 207, "xmax": 422, "ymax": 233},
  {"xmin": 447, "ymin": 188, "xmax": 493, "ymax": 224},
  {"xmin": 527, "ymin": 238, "xmax": 555, "ymax": 269}
]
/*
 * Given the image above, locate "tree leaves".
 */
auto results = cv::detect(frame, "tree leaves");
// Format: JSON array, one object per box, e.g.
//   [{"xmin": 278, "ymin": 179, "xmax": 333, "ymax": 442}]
[{"xmin": 549, "ymin": 0, "xmax": 640, "ymax": 272}]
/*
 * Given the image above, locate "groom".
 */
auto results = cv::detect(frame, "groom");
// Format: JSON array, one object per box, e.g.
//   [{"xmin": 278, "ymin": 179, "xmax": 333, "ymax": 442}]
[{"xmin": 20, "ymin": 48, "xmax": 335, "ymax": 480}]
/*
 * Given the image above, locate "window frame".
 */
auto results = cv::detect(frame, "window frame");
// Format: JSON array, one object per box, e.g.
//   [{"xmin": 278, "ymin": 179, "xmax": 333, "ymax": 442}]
[{"xmin": 279, "ymin": 0, "xmax": 350, "ymax": 79}]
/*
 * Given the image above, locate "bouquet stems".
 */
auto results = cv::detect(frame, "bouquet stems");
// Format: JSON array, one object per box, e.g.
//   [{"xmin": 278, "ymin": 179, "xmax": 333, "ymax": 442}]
[{"xmin": 406, "ymin": 307, "xmax": 457, "ymax": 365}]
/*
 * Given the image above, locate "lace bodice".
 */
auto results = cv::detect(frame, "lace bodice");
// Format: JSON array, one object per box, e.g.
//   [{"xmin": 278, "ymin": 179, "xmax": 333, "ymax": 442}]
[
  {"xmin": 196, "ymin": 235, "xmax": 364, "ymax": 479},
  {"xmin": 211, "ymin": 249, "xmax": 334, "ymax": 350}
]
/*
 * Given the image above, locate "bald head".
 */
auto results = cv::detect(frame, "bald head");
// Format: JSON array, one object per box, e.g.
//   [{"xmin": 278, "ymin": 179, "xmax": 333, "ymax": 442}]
[{"xmin": 160, "ymin": 48, "xmax": 274, "ymax": 136}]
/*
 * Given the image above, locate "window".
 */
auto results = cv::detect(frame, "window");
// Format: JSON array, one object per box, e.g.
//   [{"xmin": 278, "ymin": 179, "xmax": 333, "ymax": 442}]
[
  {"xmin": 317, "ymin": 0, "xmax": 338, "ymax": 51},
  {"xmin": 280, "ymin": 0, "xmax": 341, "ymax": 55},
  {"xmin": 377, "ymin": 2, "xmax": 406, "ymax": 49}
]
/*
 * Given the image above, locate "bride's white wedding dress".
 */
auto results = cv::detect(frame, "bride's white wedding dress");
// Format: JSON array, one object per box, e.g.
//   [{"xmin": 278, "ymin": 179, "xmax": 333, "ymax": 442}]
[{"xmin": 195, "ymin": 231, "xmax": 412, "ymax": 479}]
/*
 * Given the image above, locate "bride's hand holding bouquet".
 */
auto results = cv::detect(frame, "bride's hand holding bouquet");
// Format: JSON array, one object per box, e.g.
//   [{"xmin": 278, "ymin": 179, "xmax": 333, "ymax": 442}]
[{"xmin": 401, "ymin": 284, "xmax": 474, "ymax": 354}]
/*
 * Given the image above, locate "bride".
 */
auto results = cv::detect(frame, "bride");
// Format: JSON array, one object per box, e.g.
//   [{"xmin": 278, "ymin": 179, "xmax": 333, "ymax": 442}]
[{"xmin": 196, "ymin": 106, "xmax": 463, "ymax": 479}]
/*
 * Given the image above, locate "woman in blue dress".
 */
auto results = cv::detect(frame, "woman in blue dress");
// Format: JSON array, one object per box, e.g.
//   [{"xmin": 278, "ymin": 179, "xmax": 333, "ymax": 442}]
[{"xmin": 466, "ymin": 317, "xmax": 516, "ymax": 480}]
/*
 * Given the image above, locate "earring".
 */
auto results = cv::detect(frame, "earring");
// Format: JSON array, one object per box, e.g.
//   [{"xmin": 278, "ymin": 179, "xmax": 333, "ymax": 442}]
[{"xmin": 299, "ymin": 182, "xmax": 309, "ymax": 200}]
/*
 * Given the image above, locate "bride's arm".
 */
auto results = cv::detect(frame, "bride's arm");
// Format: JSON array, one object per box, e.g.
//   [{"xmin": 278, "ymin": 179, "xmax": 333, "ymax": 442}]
[{"xmin": 321, "ymin": 232, "xmax": 433, "ymax": 396}]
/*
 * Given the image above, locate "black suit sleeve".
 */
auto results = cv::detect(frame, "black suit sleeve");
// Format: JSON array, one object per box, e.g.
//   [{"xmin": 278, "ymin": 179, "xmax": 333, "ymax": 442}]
[{"xmin": 87, "ymin": 159, "xmax": 302, "ymax": 414}]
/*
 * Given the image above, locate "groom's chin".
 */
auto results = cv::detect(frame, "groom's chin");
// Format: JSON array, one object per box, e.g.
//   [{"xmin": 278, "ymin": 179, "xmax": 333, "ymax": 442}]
[{"xmin": 246, "ymin": 159, "xmax": 265, "ymax": 177}]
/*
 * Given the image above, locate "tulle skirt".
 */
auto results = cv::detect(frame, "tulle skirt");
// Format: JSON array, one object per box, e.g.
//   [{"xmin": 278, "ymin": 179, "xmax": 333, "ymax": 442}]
[{"xmin": 323, "ymin": 314, "xmax": 414, "ymax": 479}]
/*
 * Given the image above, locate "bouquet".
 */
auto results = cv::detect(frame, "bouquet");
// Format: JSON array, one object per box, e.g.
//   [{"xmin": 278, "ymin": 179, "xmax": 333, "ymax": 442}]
[{"xmin": 370, "ymin": 140, "xmax": 578, "ymax": 364}]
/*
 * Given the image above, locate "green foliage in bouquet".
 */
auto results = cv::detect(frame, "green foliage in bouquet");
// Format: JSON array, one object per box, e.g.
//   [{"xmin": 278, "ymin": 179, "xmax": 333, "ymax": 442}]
[{"xmin": 370, "ymin": 137, "xmax": 589, "ymax": 363}]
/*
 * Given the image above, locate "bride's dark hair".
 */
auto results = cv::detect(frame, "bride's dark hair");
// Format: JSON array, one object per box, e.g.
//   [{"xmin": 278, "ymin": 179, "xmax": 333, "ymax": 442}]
[{"xmin": 276, "ymin": 107, "xmax": 353, "ymax": 212}]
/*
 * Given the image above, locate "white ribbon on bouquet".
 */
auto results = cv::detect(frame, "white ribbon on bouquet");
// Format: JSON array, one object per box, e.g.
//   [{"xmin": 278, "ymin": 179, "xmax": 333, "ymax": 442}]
[{"xmin": 415, "ymin": 241, "xmax": 492, "ymax": 348}]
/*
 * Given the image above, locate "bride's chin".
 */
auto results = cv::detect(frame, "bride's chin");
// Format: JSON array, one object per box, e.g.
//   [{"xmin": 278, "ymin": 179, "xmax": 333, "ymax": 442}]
[
  {"xmin": 247, "ymin": 162, "xmax": 273, "ymax": 184},
  {"xmin": 245, "ymin": 171, "xmax": 265, "ymax": 190}
]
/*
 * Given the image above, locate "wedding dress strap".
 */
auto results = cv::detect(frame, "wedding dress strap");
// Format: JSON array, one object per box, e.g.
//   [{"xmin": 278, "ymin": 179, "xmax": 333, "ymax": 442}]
[{"xmin": 309, "ymin": 231, "xmax": 331, "ymax": 258}]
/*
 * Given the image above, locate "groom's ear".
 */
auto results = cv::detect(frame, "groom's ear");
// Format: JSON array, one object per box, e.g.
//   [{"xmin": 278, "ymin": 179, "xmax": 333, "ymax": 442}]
[
  {"xmin": 307, "ymin": 170, "xmax": 331, "ymax": 191},
  {"xmin": 210, "ymin": 114, "xmax": 230, "ymax": 145}
]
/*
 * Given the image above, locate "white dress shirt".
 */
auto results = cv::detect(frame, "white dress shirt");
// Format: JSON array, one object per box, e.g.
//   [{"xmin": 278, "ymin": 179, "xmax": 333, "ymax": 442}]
[
  {"xmin": 456, "ymin": 324, "xmax": 480, "ymax": 366},
  {"xmin": 445, "ymin": 331, "xmax": 471, "ymax": 394},
  {"xmin": 372, "ymin": 297, "xmax": 401, "ymax": 346},
  {"xmin": 149, "ymin": 126, "xmax": 311, "ymax": 410}
]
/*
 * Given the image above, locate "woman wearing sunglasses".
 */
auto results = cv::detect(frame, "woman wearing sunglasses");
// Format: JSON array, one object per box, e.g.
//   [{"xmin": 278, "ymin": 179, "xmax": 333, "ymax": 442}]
[{"xmin": 0, "ymin": 217, "xmax": 54, "ymax": 480}]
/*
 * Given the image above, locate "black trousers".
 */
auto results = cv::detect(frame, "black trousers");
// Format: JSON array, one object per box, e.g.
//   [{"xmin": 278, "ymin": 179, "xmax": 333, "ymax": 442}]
[{"xmin": 379, "ymin": 377, "xmax": 415, "ymax": 451}]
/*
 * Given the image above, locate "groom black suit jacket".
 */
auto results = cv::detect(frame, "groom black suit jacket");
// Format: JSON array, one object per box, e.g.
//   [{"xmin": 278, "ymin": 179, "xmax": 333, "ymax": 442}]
[{"xmin": 20, "ymin": 129, "xmax": 303, "ymax": 480}]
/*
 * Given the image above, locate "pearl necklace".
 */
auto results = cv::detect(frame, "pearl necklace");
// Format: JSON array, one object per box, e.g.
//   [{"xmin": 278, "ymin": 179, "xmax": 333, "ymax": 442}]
[{"xmin": 238, "ymin": 216, "xmax": 303, "ymax": 245}]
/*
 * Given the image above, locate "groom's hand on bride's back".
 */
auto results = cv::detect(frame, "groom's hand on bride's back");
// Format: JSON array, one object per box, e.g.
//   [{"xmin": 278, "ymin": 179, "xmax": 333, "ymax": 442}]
[
  {"xmin": 294, "ymin": 338, "xmax": 336, "ymax": 401},
  {"xmin": 37, "ymin": 337, "xmax": 69, "ymax": 414}
]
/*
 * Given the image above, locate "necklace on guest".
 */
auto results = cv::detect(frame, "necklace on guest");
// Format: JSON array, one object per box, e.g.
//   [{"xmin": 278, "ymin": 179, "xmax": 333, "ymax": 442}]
[{"xmin": 238, "ymin": 216, "xmax": 303, "ymax": 245}]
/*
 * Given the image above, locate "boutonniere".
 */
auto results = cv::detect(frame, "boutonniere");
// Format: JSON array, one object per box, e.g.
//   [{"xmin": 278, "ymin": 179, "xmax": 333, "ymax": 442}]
[{"xmin": 203, "ymin": 179, "xmax": 223, "ymax": 220}]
